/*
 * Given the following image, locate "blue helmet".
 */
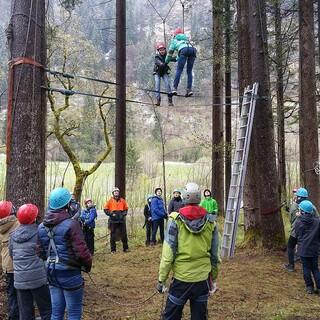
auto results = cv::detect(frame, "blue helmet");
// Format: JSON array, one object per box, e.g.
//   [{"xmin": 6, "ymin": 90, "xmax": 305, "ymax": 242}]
[
  {"xmin": 299, "ymin": 200, "xmax": 314, "ymax": 214},
  {"xmin": 49, "ymin": 187, "xmax": 72, "ymax": 210},
  {"xmin": 295, "ymin": 187, "xmax": 308, "ymax": 198}
]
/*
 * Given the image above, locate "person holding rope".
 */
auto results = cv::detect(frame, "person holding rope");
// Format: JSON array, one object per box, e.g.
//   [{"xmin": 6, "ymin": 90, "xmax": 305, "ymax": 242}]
[
  {"xmin": 80, "ymin": 198, "xmax": 97, "ymax": 255},
  {"xmin": 153, "ymin": 42, "xmax": 175, "ymax": 107},
  {"xmin": 104, "ymin": 187, "xmax": 129, "ymax": 253},
  {"xmin": 166, "ymin": 28, "xmax": 197, "ymax": 97},
  {"xmin": 38, "ymin": 187, "xmax": 92, "ymax": 320},
  {"xmin": 156, "ymin": 182, "xmax": 220, "ymax": 320}
]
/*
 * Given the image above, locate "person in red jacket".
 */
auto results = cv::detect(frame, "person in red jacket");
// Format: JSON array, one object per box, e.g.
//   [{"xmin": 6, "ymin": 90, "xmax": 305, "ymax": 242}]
[{"xmin": 104, "ymin": 187, "xmax": 129, "ymax": 253}]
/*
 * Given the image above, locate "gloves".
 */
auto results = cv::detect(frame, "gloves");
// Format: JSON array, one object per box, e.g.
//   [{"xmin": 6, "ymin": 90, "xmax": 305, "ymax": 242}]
[
  {"xmin": 156, "ymin": 281, "xmax": 165, "ymax": 293},
  {"xmin": 209, "ymin": 281, "xmax": 218, "ymax": 296}
]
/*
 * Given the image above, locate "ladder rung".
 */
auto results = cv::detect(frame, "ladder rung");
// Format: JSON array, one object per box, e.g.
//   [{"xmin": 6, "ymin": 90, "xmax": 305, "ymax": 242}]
[
  {"xmin": 224, "ymin": 220, "xmax": 234, "ymax": 224},
  {"xmin": 238, "ymin": 137, "xmax": 245, "ymax": 140},
  {"xmin": 223, "ymin": 233, "xmax": 232, "ymax": 237},
  {"xmin": 232, "ymin": 172, "xmax": 240, "ymax": 175},
  {"xmin": 221, "ymin": 245, "xmax": 230, "ymax": 249},
  {"xmin": 239, "ymin": 125, "xmax": 247, "ymax": 129},
  {"xmin": 234, "ymin": 161, "xmax": 242, "ymax": 164},
  {"xmin": 236, "ymin": 149, "xmax": 244, "ymax": 152}
]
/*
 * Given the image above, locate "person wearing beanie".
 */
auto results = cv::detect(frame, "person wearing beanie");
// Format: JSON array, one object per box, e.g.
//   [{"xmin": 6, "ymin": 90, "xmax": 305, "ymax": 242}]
[
  {"xmin": 168, "ymin": 189, "xmax": 184, "ymax": 215},
  {"xmin": 9, "ymin": 204, "xmax": 51, "ymax": 320},
  {"xmin": 199, "ymin": 189, "xmax": 218, "ymax": 217},
  {"xmin": 104, "ymin": 187, "xmax": 129, "ymax": 253},
  {"xmin": 0, "ymin": 200, "xmax": 20, "ymax": 320},
  {"xmin": 150, "ymin": 187, "xmax": 167, "ymax": 245}
]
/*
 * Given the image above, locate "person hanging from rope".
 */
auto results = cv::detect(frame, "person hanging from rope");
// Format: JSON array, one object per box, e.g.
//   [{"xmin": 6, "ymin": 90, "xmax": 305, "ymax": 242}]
[
  {"xmin": 0, "ymin": 200, "xmax": 20, "ymax": 320},
  {"xmin": 166, "ymin": 28, "xmax": 197, "ymax": 97},
  {"xmin": 37, "ymin": 187, "xmax": 92, "ymax": 319},
  {"xmin": 156, "ymin": 182, "xmax": 220, "ymax": 320},
  {"xmin": 80, "ymin": 198, "xmax": 97, "ymax": 255},
  {"xmin": 153, "ymin": 42, "xmax": 175, "ymax": 107},
  {"xmin": 9, "ymin": 204, "xmax": 52, "ymax": 320},
  {"xmin": 104, "ymin": 187, "xmax": 129, "ymax": 253}
]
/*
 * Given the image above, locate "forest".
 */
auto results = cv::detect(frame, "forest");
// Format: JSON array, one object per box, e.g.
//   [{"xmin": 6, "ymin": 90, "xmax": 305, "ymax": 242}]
[{"xmin": 0, "ymin": 0, "xmax": 320, "ymax": 319}]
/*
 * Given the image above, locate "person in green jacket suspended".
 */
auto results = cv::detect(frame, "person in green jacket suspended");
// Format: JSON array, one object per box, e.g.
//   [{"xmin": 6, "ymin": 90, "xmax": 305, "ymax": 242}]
[
  {"xmin": 165, "ymin": 27, "xmax": 197, "ymax": 97},
  {"xmin": 199, "ymin": 189, "xmax": 218, "ymax": 218},
  {"xmin": 156, "ymin": 182, "xmax": 220, "ymax": 320}
]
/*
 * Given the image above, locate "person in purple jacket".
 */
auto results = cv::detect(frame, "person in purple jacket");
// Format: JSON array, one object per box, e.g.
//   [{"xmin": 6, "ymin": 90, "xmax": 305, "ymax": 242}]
[
  {"xmin": 150, "ymin": 187, "xmax": 167, "ymax": 245},
  {"xmin": 38, "ymin": 187, "xmax": 92, "ymax": 320}
]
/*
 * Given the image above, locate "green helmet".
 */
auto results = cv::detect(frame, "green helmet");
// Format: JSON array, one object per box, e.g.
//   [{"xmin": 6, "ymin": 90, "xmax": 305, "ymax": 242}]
[{"xmin": 173, "ymin": 189, "xmax": 181, "ymax": 194}]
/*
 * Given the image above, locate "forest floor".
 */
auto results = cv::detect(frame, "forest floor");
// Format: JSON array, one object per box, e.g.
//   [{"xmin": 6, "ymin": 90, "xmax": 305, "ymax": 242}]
[
  {"xmin": 81, "ymin": 243, "xmax": 320, "ymax": 320},
  {"xmin": 1, "ymin": 236, "xmax": 320, "ymax": 319}
]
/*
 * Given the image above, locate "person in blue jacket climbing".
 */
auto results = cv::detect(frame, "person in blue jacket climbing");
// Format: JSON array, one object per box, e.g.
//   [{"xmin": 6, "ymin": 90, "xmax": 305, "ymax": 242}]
[{"xmin": 165, "ymin": 27, "xmax": 197, "ymax": 97}]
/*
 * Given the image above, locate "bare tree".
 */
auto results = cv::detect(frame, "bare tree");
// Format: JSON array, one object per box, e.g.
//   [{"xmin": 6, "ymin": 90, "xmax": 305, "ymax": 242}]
[{"xmin": 298, "ymin": 0, "xmax": 320, "ymax": 208}]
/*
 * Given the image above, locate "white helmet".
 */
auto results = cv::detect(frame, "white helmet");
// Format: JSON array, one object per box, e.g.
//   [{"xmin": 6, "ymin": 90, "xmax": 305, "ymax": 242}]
[
  {"xmin": 182, "ymin": 182, "xmax": 201, "ymax": 204},
  {"xmin": 112, "ymin": 187, "xmax": 120, "ymax": 194}
]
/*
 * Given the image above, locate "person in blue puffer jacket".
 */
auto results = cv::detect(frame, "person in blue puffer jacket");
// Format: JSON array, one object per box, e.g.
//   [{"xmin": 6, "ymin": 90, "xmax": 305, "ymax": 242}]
[
  {"xmin": 37, "ymin": 187, "xmax": 92, "ymax": 320},
  {"xmin": 150, "ymin": 187, "xmax": 167, "ymax": 245},
  {"xmin": 80, "ymin": 198, "xmax": 97, "ymax": 255}
]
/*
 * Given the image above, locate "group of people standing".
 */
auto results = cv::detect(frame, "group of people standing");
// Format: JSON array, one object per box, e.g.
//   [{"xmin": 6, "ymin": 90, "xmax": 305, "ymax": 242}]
[
  {"xmin": 153, "ymin": 27, "xmax": 197, "ymax": 107},
  {"xmin": 143, "ymin": 187, "xmax": 218, "ymax": 246}
]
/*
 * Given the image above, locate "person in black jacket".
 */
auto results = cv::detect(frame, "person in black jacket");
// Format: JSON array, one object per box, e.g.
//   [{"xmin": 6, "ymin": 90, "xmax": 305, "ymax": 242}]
[
  {"xmin": 295, "ymin": 200, "xmax": 320, "ymax": 294},
  {"xmin": 167, "ymin": 189, "xmax": 184, "ymax": 214},
  {"xmin": 143, "ymin": 195, "xmax": 153, "ymax": 246},
  {"xmin": 153, "ymin": 42, "xmax": 175, "ymax": 106}
]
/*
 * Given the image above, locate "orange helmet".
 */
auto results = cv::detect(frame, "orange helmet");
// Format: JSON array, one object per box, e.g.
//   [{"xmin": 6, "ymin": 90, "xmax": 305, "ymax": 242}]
[
  {"xmin": 174, "ymin": 28, "xmax": 184, "ymax": 36},
  {"xmin": 0, "ymin": 201, "xmax": 13, "ymax": 219},
  {"xmin": 16, "ymin": 204, "xmax": 38, "ymax": 224}
]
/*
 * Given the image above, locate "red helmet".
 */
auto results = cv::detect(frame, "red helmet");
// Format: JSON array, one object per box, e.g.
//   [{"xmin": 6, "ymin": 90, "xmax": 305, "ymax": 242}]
[
  {"xmin": 16, "ymin": 204, "xmax": 38, "ymax": 224},
  {"xmin": 0, "ymin": 201, "xmax": 13, "ymax": 219},
  {"xmin": 292, "ymin": 188, "xmax": 297, "ymax": 194},
  {"xmin": 84, "ymin": 198, "xmax": 92, "ymax": 205},
  {"xmin": 156, "ymin": 42, "xmax": 166, "ymax": 50},
  {"xmin": 174, "ymin": 28, "xmax": 184, "ymax": 36}
]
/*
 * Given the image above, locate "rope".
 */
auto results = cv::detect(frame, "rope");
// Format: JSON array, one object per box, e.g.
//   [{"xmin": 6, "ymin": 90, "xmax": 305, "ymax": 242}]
[{"xmin": 86, "ymin": 272, "xmax": 158, "ymax": 308}]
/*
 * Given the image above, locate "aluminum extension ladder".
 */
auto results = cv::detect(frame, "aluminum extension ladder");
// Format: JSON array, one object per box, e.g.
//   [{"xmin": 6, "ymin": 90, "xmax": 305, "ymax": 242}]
[{"xmin": 221, "ymin": 82, "xmax": 259, "ymax": 258}]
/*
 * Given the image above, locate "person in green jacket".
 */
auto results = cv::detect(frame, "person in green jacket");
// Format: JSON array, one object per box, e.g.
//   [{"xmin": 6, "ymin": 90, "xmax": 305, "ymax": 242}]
[
  {"xmin": 199, "ymin": 189, "xmax": 218, "ymax": 217},
  {"xmin": 165, "ymin": 28, "xmax": 197, "ymax": 97},
  {"xmin": 156, "ymin": 182, "xmax": 220, "ymax": 320}
]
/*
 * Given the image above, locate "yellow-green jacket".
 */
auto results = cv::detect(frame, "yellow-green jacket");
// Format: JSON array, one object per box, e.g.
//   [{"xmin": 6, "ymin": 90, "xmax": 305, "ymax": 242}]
[{"xmin": 158, "ymin": 205, "xmax": 220, "ymax": 284}]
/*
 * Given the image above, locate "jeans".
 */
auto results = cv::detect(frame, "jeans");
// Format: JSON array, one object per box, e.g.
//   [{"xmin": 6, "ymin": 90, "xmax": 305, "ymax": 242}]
[
  {"xmin": 154, "ymin": 74, "xmax": 172, "ymax": 100},
  {"xmin": 287, "ymin": 235, "xmax": 297, "ymax": 266},
  {"xmin": 300, "ymin": 256, "xmax": 320, "ymax": 289},
  {"xmin": 5, "ymin": 272, "xmax": 19, "ymax": 320},
  {"xmin": 50, "ymin": 285, "xmax": 83, "ymax": 320},
  {"xmin": 17, "ymin": 285, "xmax": 52, "ymax": 320},
  {"xmin": 163, "ymin": 278, "xmax": 209, "ymax": 320},
  {"xmin": 110, "ymin": 222, "xmax": 129, "ymax": 252},
  {"xmin": 173, "ymin": 46, "xmax": 197, "ymax": 90},
  {"xmin": 151, "ymin": 219, "xmax": 164, "ymax": 244},
  {"xmin": 83, "ymin": 226, "xmax": 95, "ymax": 255}
]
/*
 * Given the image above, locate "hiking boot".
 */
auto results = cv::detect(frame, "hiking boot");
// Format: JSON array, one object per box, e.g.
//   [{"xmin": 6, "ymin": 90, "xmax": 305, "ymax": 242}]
[
  {"xmin": 155, "ymin": 98, "xmax": 161, "ymax": 106},
  {"xmin": 283, "ymin": 263, "xmax": 295, "ymax": 272},
  {"xmin": 111, "ymin": 250, "xmax": 116, "ymax": 254},
  {"xmin": 123, "ymin": 248, "xmax": 129, "ymax": 253},
  {"xmin": 172, "ymin": 88, "xmax": 178, "ymax": 95},
  {"xmin": 294, "ymin": 255, "xmax": 300, "ymax": 262},
  {"xmin": 185, "ymin": 89, "xmax": 193, "ymax": 97},
  {"xmin": 306, "ymin": 286, "xmax": 314, "ymax": 294},
  {"xmin": 168, "ymin": 96, "xmax": 174, "ymax": 107}
]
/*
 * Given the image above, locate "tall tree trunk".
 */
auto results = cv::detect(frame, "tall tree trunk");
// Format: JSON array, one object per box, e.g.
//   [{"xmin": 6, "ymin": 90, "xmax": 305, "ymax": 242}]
[
  {"xmin": 318, "ymin": 0, "xmax": 320, "ymax": 71},
  {"xmin": 299, "ymin": 0, "xmax": 320, "ymax": 208},
  {"xmin": 225, "ymin": 0, "xmax": 232, "ymax": 206},
  {"xmin": 115, "ymin": 0, "xmax": 126, "ymax": 198},
  {"xmin": 248, "ymin": 0, "xmax": 285, "ymax": 248},
  {"xmin": 274, "ymin": 0, "xmax": 286, "ymax": 202},
  {"xmin": 238, "ymin": 0, "xmax": 261, "ymax": 246},
  {"xmin": 6, "ymin": 0, "xmax": 46, "ymax": 215},
  {"xmin": 212, "ymin": 0, "xmax": 224, "ymax": 215}
]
